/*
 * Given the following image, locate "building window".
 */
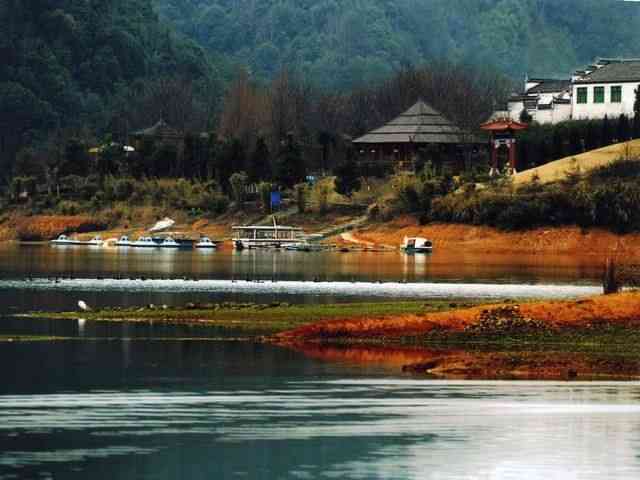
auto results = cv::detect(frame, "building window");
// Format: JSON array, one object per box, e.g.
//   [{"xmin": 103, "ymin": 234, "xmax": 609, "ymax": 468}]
[
  {"xmin": 611, "ymin": 86, "xmax": 622, "ymax": 103},
  {"xmin": 594, "ymin": 86, "xmax": 605, "ymax": 104},
  {"xmin": 577, "ymin": 87, "xmax": 588, "ymax": 104}
]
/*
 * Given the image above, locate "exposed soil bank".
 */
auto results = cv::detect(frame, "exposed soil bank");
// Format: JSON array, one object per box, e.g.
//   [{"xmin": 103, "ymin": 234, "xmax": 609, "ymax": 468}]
[
  {"xmin": 0, "ymin": 210, "xmax": 361, "ymax": 244},
  {"xmin": 348, "ymin": 216, "xmax": 640, "ymax": 257},
  {"xmin": 273, "ymin": 292, "xmax": 640, "ymax": 343},
  {"xmin": 272, "ymin": 292, "xmax": 640, "ymax": 380}
]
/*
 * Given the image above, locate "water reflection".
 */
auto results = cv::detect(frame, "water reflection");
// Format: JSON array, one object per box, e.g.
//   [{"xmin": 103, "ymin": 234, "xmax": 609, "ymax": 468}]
[{"xmin": 5, "ymin": 243, "xmax": 604, "ymax": 284}]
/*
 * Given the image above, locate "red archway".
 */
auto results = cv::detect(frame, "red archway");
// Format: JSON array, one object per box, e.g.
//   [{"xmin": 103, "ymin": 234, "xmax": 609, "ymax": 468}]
[{"xmin": 480, "ymin": 119, "xmax": 528, "ymax": 176}]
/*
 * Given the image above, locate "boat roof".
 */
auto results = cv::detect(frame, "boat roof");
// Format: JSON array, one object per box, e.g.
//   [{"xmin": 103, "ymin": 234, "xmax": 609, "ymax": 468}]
[{"xmin": 232, "ymin": 225, "xmax": 303, "ymax": 231}]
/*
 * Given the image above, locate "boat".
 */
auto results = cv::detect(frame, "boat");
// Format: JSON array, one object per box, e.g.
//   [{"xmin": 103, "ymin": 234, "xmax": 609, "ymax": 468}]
[
  {"xmin": 195, "ymin": 237, "xmax": 218, "ymax": 249},
  {"xmin": 401, "ymin": 236, "xmax": 433, "ymax": 253},
  {"xmin": 115, "ymin": 235, "xmax": 132, "ymax": 247},
  {"xmin": 130, "ymin": 236, "xmax": 159, "ymax": 248},
  {"xmin": 83, "ymin": 235, "xmax": 103, "ymax": 246},
  {"xmin": 159, "ymin": 236, "xmax": 180, "ymax": 248},
  {"xmin": 50, "ymin": 234, "xmax": 79, "ymax": 245},
  {"xmin": 232, "ymin": 217, "xmax": 304, "ymax": 250},
  {"xmin": 50, "ymin": 234, "xmax": 103, "ymax": 246}
]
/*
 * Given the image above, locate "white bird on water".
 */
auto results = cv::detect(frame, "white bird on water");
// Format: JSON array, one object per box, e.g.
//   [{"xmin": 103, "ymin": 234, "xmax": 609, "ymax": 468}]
[{"xmin": 78, "ymin": 300, "xmax": 90, "ymax": 311}]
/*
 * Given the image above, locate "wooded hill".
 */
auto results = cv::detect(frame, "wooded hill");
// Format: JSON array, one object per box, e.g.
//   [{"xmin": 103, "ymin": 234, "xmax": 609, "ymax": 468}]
[
  {"xmin": 0, "ymin": 0, "xmax": 227, "ymax": 175},
  {"xmin": 155, "ymin": 0, "xmax": 640, "ymax": 88}
]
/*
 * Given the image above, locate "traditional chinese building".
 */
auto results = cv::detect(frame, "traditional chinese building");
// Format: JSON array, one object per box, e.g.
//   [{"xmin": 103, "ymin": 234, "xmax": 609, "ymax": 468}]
[
  {"xmin": 130, "ymin": 119, "xmax": 184, "ymax": 152},
  {"xmin": 352, "ymin": 100, "xmax": 484, "ymax": 175},
  {"xmin": 480, "ymin": 118, "xmax": 528, "ymax": 175}
]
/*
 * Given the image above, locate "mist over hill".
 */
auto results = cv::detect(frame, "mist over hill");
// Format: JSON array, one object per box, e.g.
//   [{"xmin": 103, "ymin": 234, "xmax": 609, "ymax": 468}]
[{"xmin": 155, "ymin": 0, "xmax": 640, "ymax": 87}]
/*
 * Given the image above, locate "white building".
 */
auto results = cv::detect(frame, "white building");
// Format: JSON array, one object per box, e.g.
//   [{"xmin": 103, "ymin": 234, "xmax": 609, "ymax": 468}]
[
  {"xmin": 507, "ymin": 78, "xmax": 572, "ymax": 124},
  {"xmin": 572, "ymin": 59, "xmax": 640, "ymax": 120},
  {"xmin": 502, "ymin": 59, "xmax": 640, "ymax": 125}
]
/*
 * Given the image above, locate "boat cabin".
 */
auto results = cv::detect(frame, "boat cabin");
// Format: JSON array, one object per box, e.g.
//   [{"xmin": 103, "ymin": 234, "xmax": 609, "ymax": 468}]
[{"xmin": 232, "ymin": 225, "xmax": 303, "ymax": 249}]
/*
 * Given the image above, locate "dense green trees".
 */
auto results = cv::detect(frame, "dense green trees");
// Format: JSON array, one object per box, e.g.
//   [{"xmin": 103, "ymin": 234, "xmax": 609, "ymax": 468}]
[
  {"xmin": 155, "ymin": 0, "xmax": 640, "ymax": 89},
  {"xmin": 0, "ymin": 0, "xmax": 224, "ymax": 180}
]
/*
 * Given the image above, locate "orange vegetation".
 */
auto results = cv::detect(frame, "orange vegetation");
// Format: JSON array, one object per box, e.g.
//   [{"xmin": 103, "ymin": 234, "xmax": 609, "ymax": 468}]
[
  {"xmin": 14, "ymin": 215, "xmax": 107, "ymax": 241},
  {"xmin": 273, "ymin": 292, "xmax": 640, "ymax": 343},
  {"xmin": 349, "ymin": 216, "xmax": 640, "ymax": 257}
]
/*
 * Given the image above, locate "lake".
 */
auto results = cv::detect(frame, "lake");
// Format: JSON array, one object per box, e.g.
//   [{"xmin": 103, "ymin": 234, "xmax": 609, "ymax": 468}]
[
  {"xmin": 1, "ymin": 337, "xmax": 640, "ymax": 479},
  {"xmin": 2, "ymin": 243, "xmax": 635, "ymax": 479},
  {"xmin": 0, "ymin": 243, "xmax": 603, "ymax": 312}
]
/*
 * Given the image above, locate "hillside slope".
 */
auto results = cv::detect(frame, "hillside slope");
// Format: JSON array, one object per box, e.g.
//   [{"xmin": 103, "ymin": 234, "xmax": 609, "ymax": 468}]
[
  {"xmin": 513, "ymin": 140, "xmax": 640, "ymax": 185},
  {"xmin": 154, "ymin": 0, "xmax": 640, "ymax": 87}
]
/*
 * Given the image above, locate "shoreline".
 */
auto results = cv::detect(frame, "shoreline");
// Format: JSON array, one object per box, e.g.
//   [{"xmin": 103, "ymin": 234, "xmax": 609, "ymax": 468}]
[
  {"xmin": 268, "ymin": 292, "xmax": 640, "ymax": 380},
  {"xmin": 14, "ymin": 292, "xmax": 640, "ymax": 380},
  {"xmin": 4, "ymin": 212, "xmax": 640, "ymax": 258}
]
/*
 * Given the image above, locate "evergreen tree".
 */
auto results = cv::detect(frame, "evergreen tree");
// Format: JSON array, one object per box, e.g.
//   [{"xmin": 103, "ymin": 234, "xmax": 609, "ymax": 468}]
[
  {"xmin": 601, "ymin": 115, "xmax": 612, "ymax": 146},
  {"xmin": 551, "ymin": 127, "xmax": 565, "ymax": 160},
  {"xmin": 634, "ymin": 88, "xmax": 640, "ymax": 139},
  {"xmin": 334, "ymin": 158, "xmax": 361, "ymax": 198},
  {"xmin": 584, "ymin": 121, "xmax": 599, "ymax": 151},
  {"xmin": 273, "ymin": 134, "xmax": 305, "ymax": 188},
  {"xmin": 617, "ymin": 114, "xmax": 630, "ymax": 143},
  {"xmin": 249, "ymin": 137, "xmax": 271, "ymax": 182},
  {"xmin": 568, "ymin": 123, "xmax": 582, "ymax": 156}
]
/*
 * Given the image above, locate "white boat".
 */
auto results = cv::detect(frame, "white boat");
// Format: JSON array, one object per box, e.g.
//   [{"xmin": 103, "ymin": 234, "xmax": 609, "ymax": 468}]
[
  {"xmin": 115, "ymin": 235, "xmax": 132, "ymax": 247},
  {"xmin": 233, "ymin": 217, "xmax": 304, "ymax": 250},
  {"xmin": 130, "ymin": 236, "xmax": 159, "ymax": 248},
  {"xmin": 50, "ymin": 234, "xmax": 79, "ymax": 245},
  {"xmin": 160, "ymin": 236, "xmax": 180, "ymax": 248},
  {"xmin": 83, "ymin": 236, "xmax": 103, "ymax": 246},
  {"xmin": 195, "ymin": 237, "xmax": 218, "ymax": 249},
  {"xmin": 401, "ymin": 236, "xmax": 433, "ymax": 253}
]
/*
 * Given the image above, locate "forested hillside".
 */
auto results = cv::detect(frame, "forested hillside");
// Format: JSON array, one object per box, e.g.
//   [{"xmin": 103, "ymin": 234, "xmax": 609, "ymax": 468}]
[
  {"xmin": 155, "ymin": 0, "xmax": 640, "ymax": 88},
  {"xmin": 0, "ymin": 0, "xmax": 226, "ymax": 174}
]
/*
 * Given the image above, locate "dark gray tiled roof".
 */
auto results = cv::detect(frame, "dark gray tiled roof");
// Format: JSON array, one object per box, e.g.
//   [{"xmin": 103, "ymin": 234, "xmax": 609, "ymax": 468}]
[
  {"xmin": 574, "ymin": 61, "xmax": 640, "ymax": 84},
  {"xmin": 352, "ymin": 100, "xmax": 472, "ymax": 144},
  {"xmin": 132, "ymin": 119, "xmax": 181, "ymax": 138},
  {"xmin": 526, "ymin": 79, "xmax": 571, "ymax": 94}
]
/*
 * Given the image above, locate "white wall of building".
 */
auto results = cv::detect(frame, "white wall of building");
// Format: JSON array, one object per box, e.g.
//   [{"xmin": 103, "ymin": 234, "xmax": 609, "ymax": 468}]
[
  {"xmin": 572, "ymin": 82, "xmax": 639, "ymax": 120},
  {"xmin": 508, "ymin": 101, "xmax": 524, "ymax": 120},
  {"xmin": 533, "ymin": 103, "xmax": 572, "ymax": 124}
]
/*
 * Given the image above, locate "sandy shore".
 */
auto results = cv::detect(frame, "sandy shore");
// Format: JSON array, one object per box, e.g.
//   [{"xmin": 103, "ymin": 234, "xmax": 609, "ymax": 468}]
[{"xmin": 347, "ymin": 216, "xmax": 640, "ymax": 258}]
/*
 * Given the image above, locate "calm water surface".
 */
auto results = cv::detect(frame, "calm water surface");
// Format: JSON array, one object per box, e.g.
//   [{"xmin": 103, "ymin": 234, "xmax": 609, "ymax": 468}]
[
  {"xmin": 2, "ymin": 244, "xmax": 632, "ymax": 479},
  {"xmin": 0, "ymin": 244, "xmax": 603, "ymax": 311},
  {"xmin": 0, "ymin": 336, "xmax": 639, "ymax": 479}
]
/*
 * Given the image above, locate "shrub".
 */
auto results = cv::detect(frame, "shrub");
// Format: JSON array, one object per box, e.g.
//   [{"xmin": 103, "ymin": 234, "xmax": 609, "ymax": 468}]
[{"xmin": 258, "ymin": 182, "xmax": 273, "ymax": 213}]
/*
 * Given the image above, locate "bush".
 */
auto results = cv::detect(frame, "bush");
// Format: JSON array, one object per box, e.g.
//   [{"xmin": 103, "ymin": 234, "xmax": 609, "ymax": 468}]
[{"xmin": 258, "ymin": 182, "xmax": 273, "ymax": 213}]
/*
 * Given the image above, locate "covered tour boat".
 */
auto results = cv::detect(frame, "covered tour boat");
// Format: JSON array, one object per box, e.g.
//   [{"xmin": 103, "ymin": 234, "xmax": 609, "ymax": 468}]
[
  {"xmin": 232, "ymin": 218, "xmax": 304, "ymax": 250},
  {"xmin": 401, "ymin": 236, "xmax": 433, "ymax": 253}
]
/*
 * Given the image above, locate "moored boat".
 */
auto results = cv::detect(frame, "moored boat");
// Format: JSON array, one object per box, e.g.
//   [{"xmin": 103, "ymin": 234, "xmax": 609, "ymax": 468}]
[
  {"xmin": 159, "ymin": 236, "xmax": 180, "ymax": 248},
  {"xmin": 130, "ymin": 236, "xmax": 159, "ymax": 248},
  {"xmin": 401, "ymin": 236, "xmax": 433, "ymax": 253},
  {"xmin": 50, "ymin": 234, "xmax": 79, "ymax": 245},
  {"xmin": 195, "ymin": 237, "xmax": 218, "ymax": 249},
  {"xmin": 83, "ymin": 235, "xmax": 104, "ymax": 246},
  {"xmin": 233, "ymin": 217, "xmax": 304, "ymax": 250},
  {"xmin": 115, "ymin": 235, "xmax": 132, "ymax": 247}
]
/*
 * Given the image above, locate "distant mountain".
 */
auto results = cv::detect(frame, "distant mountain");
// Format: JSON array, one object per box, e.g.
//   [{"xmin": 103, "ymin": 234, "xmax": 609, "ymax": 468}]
[{"xmin": 154, "ymin": 0, "xmax": 640, "ymax": 88}]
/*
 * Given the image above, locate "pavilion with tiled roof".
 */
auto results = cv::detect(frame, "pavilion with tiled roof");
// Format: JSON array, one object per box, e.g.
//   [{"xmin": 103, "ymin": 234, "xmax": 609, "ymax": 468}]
[{"xmin": 352, "ymin": 100, "xmax": 483, "ymax": 174}]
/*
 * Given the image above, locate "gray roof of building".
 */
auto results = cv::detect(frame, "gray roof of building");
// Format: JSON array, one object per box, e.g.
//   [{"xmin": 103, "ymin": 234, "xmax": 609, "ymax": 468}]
[
  {"xmin": 574, "ymin": 61, "xmax": 640, "ymax": 84},
  {"xmin": 352, "ymin": 100, "xmax": 474, "ymax": 144},
  {"xmin": 526, "ymin": 79, "xmax": 571, "ymax": 94},
  {"xmin": 132, "ymin": 119, "xmax": 181, "ymax": 138}
]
